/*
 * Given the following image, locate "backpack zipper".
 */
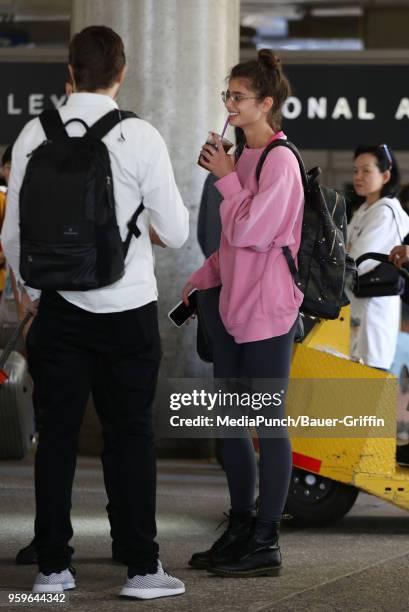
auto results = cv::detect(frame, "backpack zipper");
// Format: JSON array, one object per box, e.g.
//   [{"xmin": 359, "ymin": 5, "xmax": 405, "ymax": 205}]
[{"xmin": 27, "ymin": 139, "xmax": 52, "ymax": 157}]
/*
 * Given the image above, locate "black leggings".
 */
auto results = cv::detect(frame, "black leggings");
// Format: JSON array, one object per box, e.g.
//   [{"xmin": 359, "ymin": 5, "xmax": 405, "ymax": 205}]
[{"xmin": 205, "ymin": 291, "xmax": 297, "ymax": 523}]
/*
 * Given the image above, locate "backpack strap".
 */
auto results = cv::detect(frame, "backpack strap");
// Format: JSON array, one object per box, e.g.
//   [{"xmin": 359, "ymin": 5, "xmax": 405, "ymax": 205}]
[
  {"xmin": 254, "ymin": 139, "xmax": 308, "ymax": 288},
  {"xmin": 383, "ymin": 203, "xmax": 404, "ymax": 244},
  {"xmin": 88, "ymin": 109, "xmax": 142, "ymax": 256},
  {"xmin": 255, "ymin": 139, "xmax": 309, "ymax": 191},
  {"xmin": 39, "ymin": 109, "xmax": 68, "ymax": 141},
  {"xmin": 123, "ymin": 202, "xmax": 145, "ymax": 258},
  {"xmin": 64, "ymin": 117, "xmax": 90, "ymax": 132},
  {"xmin": 88, "ymin": 109, "xmax": 139, "ymax": 141}
]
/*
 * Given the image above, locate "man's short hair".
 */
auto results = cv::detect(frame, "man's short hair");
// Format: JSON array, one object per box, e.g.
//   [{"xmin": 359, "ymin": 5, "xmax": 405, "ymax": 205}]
[{"xmin": 68, "ymin": 26, "xmax": 126, "ymax": 92}]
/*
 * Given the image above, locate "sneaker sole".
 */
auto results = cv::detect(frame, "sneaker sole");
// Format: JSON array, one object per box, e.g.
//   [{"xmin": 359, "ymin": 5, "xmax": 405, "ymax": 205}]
[
  {"xmin": 120, "ymin": 586, "xmax": 185, "ymax": 600},
  {"xmin": 32, "ymin": 584, "xmax": 64, "ymax": 594},
  {"xmin": 33, "ymin": 581, "xmax": 76, "ymax": 594},
  {"xmin": 208, "ymin": 565, "xmax": 281, "ymax": 578},
  {"xmin": 62, "ymin": 581, "xmax": 76, "ymax": 590}
]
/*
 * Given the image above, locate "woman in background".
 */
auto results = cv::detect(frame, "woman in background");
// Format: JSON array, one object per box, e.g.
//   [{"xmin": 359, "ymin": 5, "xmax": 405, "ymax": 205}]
[{"xmin": 347, "ymin": 144, "xmax": 409, "ymax": 370}]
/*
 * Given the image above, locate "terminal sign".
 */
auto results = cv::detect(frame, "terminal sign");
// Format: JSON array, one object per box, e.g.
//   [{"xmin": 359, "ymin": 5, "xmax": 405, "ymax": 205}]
[
  {"xmin": 1, "ymin": 62, "xmax": 409, "ymax": 150},
  {"xmin": 283, "ymin": 64, "xmax": 409, "ymax": 149}
]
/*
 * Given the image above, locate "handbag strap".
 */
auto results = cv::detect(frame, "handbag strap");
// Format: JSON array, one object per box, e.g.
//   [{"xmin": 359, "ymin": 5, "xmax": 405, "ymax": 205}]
[
  {"xmin": 383, "ymin": 203, "xmax": 404, "ymax": 244},
  {"xmin": 355, "ymin": 252, "xmax": 409, "ymax": 280}
]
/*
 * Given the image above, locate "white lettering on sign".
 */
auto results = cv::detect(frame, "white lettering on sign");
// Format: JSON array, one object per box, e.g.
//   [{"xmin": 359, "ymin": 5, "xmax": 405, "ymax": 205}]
[
  {"xmin": 283, "ymin": 96, "xmax": 302, "ymax": 119},
  {"xmin": 1, "ymin": 93, "xmax": 68, "ymax": 117},
  {"xmin": 29, "ymin": 94, "xmax": 44, "ymax": 115},
  {"xmin": 7, "ymin": 94, "xmax": 22, "ymax": 115},
  {"xmin": 332, "ymin": 97, "xmax": 353, "ymax": 120},
  {"xmin": 358, "ymin": 97, "xmax": 375, "ymax": 120},
  {"xmin": 281, "ymin": 96, "xmax": 377, "ymax": 120},
  {"xmin": 307, "ymin": 97, "xmax": 327, "ymax": 119},
  {"xmin": 50, "ymin": 94, "xmax": 67, "ymax": 109},
  {"xmin": 395, "ymin": 98, "xmax": 409, "ymax": 119}
]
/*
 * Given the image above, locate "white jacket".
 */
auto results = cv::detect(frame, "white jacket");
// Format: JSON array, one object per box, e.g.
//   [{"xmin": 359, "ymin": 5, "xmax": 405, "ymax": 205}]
[{"xmin": 346, "ymin": 196, "xmax": 409, "ymax": 369}]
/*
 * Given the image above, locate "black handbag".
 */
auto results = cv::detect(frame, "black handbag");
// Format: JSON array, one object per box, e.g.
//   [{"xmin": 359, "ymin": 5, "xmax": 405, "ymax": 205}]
[
  {"xmin": 353, "ymin": 252, "xmax": 409, "ymax": 298},
  {"xmin": 353, "ymin": 204, "xmax": 409, "ymax": 298},
  {"xmin": 196, "ymin": 287, "xmax": 221, "ymax": 363}
]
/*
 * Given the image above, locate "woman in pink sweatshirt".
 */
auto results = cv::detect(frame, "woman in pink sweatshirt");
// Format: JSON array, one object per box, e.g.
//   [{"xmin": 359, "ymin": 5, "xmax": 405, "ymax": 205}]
[{"xmin": 183, "ymin": 50, "xmax": 304, "ymax": 577}]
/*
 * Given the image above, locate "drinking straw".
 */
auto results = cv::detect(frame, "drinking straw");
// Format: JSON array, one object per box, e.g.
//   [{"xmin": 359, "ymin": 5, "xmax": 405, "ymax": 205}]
[{"xmin": 220, "ymin": 116, "xmax": 230, "ymax": 139}]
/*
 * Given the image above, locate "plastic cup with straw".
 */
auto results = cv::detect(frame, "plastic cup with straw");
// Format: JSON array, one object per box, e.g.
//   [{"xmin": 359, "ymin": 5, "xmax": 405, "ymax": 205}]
[{"xmin": 198, "ymin": 116, "xmax": 234, "ymax": 169}]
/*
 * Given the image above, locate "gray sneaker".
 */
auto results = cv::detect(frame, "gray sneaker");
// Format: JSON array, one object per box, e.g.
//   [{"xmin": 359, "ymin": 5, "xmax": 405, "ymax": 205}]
[
  {"xmin": 32, "ymin": 567, "xmax": 76, "ymax": 593},
  {"xmin": 120, "ymin": 560, "xmax": 185, "ymax": 600}
]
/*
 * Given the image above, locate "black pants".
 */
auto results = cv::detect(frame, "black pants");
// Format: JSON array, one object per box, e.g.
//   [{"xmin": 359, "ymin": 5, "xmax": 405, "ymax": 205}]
[
  {"xmin": 26, "ymin": 292, "xmax": 161, "ymax": 575},
  {"xmin": 34, "ymin": 363, "xmax": 121, "ymax": 548},
  {"xmin": 204, "ymin": 289, "xmax": 296, "ymax": 522}
]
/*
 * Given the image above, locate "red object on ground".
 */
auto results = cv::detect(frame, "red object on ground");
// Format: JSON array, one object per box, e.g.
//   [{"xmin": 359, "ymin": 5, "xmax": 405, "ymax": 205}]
[{"xmin": 0, "ymin": 369, "xmax": 8, "ymax": 385}]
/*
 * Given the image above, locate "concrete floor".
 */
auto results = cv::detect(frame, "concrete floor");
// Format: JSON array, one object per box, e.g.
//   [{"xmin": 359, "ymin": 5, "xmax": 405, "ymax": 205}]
[{"xmin": 1, "ymin": 454, "xmax": 409, "ymax": 611}]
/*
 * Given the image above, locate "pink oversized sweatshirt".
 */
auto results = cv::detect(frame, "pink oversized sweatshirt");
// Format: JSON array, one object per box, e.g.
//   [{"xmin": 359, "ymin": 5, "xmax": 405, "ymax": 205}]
[{"xmin": 189, "ymin": 132, "xmax": 305, "ymax": 343}]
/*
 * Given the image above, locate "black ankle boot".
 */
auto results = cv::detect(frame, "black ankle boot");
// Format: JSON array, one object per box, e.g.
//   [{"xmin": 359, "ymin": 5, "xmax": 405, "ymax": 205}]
[
  {"xmin": 207, "ymin": 519, "xmax": 281, "ymax": 577},
  {"xmin": 189, "ymin": 510, "xmax": 255, "ymax": 570}
]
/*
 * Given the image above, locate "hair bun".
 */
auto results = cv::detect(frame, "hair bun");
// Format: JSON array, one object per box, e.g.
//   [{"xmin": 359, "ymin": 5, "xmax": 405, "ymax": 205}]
[{"xmin": 257, "ymin": 49, "xmax": 282, "ymax": 73}]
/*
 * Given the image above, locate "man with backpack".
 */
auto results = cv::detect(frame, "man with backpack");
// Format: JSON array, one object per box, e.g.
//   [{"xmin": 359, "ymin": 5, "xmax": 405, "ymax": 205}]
[{"xmin": 2, "ymin": 25, "xmax": 189, "ymax": 600}]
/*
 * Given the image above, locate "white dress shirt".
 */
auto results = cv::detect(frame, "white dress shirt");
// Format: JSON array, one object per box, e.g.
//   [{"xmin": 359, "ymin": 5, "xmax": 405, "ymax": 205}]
[{"xmin": 2, "ymin": 92, "xmax": 189, "ymax": 313}]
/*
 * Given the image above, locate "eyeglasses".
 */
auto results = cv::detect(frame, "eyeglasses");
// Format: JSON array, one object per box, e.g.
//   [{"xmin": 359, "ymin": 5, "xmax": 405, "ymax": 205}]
[
  {"xmin": 221, "ymin": 91, "xmax": 258, "ymax": 104},
  {"xmin": 379, "ymin": 143, "xmax": 393, "ymax": 170}
]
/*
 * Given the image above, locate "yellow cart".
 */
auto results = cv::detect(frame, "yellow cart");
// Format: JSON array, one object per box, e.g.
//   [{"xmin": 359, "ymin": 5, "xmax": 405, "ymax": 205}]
[{"xmin": 285, "ymin": 306, "xmax": 409, "ymax": 525}]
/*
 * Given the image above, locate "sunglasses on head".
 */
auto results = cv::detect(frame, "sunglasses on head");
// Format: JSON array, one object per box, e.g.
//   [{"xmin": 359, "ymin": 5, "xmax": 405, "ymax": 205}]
[{"xmin": 378, "ymin": 143, "xmax": 393, "ymax": 170}]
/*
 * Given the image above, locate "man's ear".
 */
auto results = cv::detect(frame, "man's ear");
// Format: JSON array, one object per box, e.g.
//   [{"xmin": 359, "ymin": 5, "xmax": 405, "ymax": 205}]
[{"xmin": 117, "ymin": 65, "xmax": 126, "ymax": 86}]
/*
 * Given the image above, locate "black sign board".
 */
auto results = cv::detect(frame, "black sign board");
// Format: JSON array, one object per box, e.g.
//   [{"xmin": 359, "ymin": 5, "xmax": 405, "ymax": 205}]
[
  {"xmin": 1, "ymin": 62, "xmax": 409, "ymax": 149},
  {"xmin": 1, "ymin": 63, "xmax": 67, "ymax": 144},
  {"xmin": 283, "ymin": 65, "xmax": 409, "ymax": 150}
]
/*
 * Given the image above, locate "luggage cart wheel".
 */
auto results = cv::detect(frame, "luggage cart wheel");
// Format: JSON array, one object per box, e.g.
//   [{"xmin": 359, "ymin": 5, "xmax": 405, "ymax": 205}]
[{"xmin": 284, "ymin": 467, "xmax": 359, "ymax": 526}]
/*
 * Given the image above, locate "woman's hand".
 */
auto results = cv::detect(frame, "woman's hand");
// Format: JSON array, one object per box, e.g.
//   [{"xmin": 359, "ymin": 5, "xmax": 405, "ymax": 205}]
[
  {"xmin": 389, "ymin": 245, "xmax": 409, "ymax": 267},
  {"xmin": 182, "ymin": 281, "xmax": 195, "ymax": 306},
  {"xmin": 181, "ymin": 281, "xmax": 197, "ymax": 325},
  {"xmin": 199, "ymin": 133, "xmax": 235, "ymax": 179}
]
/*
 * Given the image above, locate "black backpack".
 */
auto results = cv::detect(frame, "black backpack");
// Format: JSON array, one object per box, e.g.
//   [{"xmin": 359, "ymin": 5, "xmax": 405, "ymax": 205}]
[
  {"xmin": 19, "ymin": 109, "xmax": 145, "ymax": 291},
  {"xmin": 237, "ymin": 140, "xmax": 354, "ymax": 320}
]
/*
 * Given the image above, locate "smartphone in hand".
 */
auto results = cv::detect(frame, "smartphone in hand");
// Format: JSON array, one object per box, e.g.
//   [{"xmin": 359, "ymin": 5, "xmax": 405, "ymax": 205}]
[{"xmin": 168, "ymin": 290, "xmax": 198, "ymax": 327}]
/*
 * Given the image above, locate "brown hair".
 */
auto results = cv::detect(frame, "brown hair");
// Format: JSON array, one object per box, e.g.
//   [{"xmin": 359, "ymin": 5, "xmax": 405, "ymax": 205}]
[
  {"xmin": 229, "ymin": 49, "xmax": 291, "ymax": 131},
  {"xmin": 68, "ymin": 26, "xmax": 126, "ymax": 92}
]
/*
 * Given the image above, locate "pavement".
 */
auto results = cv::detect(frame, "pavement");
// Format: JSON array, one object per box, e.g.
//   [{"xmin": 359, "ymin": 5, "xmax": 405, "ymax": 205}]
[{"xmin": 1, "ymin": 454, "xmax": 409, "ymax": 611}]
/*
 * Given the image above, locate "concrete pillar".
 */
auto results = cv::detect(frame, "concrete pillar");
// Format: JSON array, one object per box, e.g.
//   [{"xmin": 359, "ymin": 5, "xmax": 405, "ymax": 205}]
[
  {"xmin": 72, "ymin": 1, "xmax": 239, "ymax": 456},
  {"xmin": 71, "ymin": 0, "xmax": 240, "ymax": 379}
]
